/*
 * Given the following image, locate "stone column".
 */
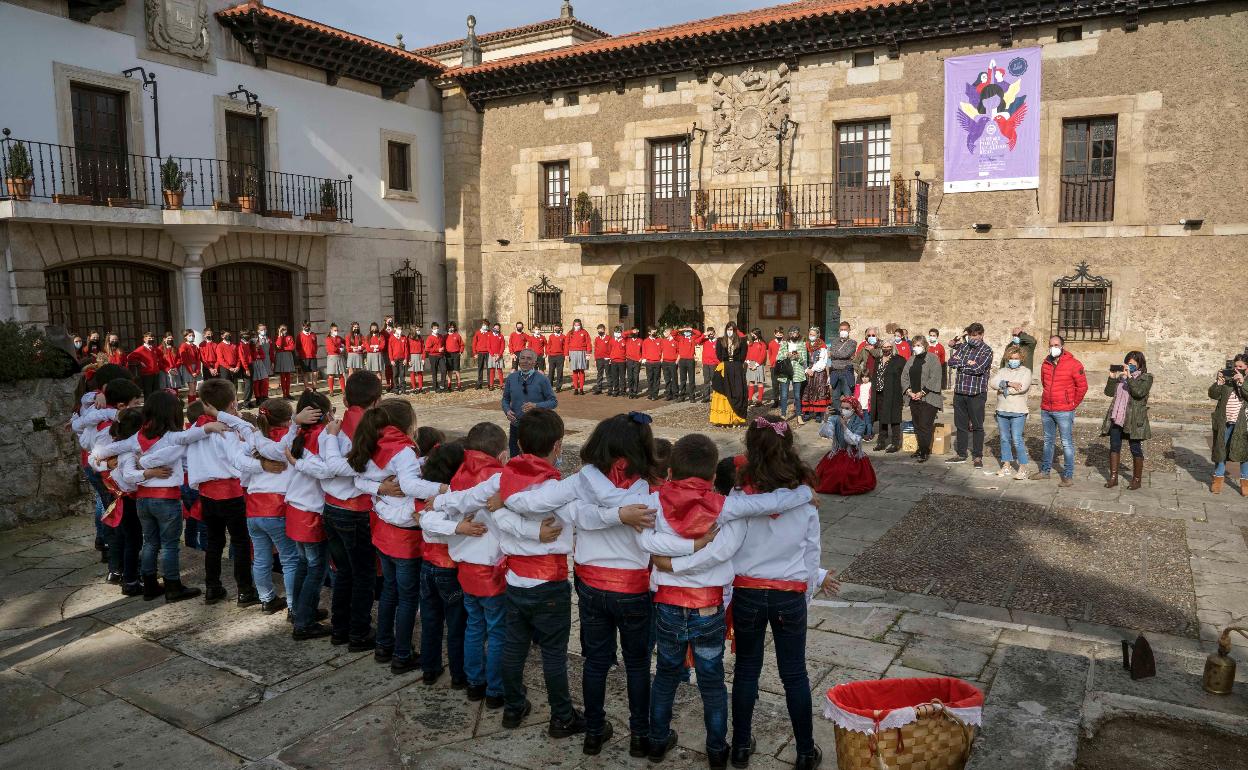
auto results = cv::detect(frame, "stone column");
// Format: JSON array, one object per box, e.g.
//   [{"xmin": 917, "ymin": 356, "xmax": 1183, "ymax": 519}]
[{"xmin": 165, "ymin": 226, "xmax": 226, "ymax": 343}]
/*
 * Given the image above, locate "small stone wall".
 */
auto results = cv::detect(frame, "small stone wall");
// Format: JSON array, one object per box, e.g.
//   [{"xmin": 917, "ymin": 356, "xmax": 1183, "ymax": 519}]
[{"xmin": 0, "ymin": 376, "xmax": 87, "ymax": 530}]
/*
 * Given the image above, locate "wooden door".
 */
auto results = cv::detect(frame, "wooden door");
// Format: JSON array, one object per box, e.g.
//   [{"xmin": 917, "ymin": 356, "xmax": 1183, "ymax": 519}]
[
  {"xmin": 649, "ymin": 138, "xmax": 689, "ymax": 230},
  {"xmin": 203, "ymin": 262, "xmax": 293, "ymax": 333},
  {"xmin": 70, "ymin": 84, "xmax": 129, "ymax": 202},
  {"xmin": 836, "ymin": 120, "xmax": 890, "ymax": 225},
  {"xmin": 634, "ymin": 274, "xmax": 656, "ymax": 332},
  {"xmin": 225, "ymin": 111, "xmax": 264, "ymax": 202}
]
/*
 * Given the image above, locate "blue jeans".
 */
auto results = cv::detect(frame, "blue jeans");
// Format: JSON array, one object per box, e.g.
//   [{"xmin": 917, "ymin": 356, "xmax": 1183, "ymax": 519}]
[
  {"xmin": 503, "ymin": 581, "xmax": 574, "ymax": 721},
  {"xmin": 1040, "ymin": 409, "xmax": 1075, "ymax": 478},
  {"xmin": 181, "ymin": 484, "xmax": 201, "ymax": 549},
  {"xmin": 650, "ymin": 602, "xmax": 728, "ymax": 754},
  {"xmin": 377, "ymin": 553, "xmax": 422, "ymax": 662},
  {"xmin": 136, "ymin": 497, "xmax": 184, "ymax": 580},
  {"xmin": 463, "ymin": 592, "xmax": 506, "ymax": 697},
  {"xmin": 996, "ymin": 412, "xmax": 1030, "ymax": 466},
  {"xmin": 1213, "ymin": 423, "xmax": 1244, "ymax": 478},
  {"xmin": 83, "ymin": 464, "xmax": 109, "ymax": 547},
  {"xmin": 730, "ymin": 588, "xmax": 814, "ymax": 755},
  {"xmin": 323, "ymin": 505, "xmax": 375, "ymax": 641},
  {"xmin": 420, "ymin": 562, "xmax": 466, "ymax": 680},
  {"xmin": 829, "ymin": 369, "xmax": 855, "ymax": 402},
  {"xmin": 247, "ymin": 517, "xmax": 300, "ymax": 603},
  {"xmin": 779, "ymin": 380, "xmax": 802, "ymax": 418},
  {"xmin": 292, "ymin": 541, "xmax": 328, "ymax": 630},
  {"xmin": 576, "ymin": 578, "xmax": 653, "ymax": 737},
  {"xmin": 1108, "ymin": 424, "xmax": 1144, "ymax": 458}
]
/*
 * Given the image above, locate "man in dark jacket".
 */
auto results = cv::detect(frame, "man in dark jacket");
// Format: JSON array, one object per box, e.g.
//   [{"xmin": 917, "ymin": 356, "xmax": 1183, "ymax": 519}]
[{"xmin": 1031, "ymin": 335, "xmax": 1088, "ymax": 486}]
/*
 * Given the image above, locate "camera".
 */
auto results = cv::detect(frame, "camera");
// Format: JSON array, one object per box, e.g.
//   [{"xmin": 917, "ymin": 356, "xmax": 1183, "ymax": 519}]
[
  {"xmin": 1109, "ymin": 364, "xmax": 1124, "ymax": 374},
  {"xmin": 1223, "ymin": 359, "xmax": 1236, "ymax": 380}
]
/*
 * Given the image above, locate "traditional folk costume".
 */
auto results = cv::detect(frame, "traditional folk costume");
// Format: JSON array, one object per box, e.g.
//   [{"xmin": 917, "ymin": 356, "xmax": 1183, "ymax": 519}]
[
  {"xmin": 709, "ymin": 335, "xmax": 748, "ymax": 427},
  {"xmin": 815, "ymin": 396, "xmax": 877, "ymax": 495}
]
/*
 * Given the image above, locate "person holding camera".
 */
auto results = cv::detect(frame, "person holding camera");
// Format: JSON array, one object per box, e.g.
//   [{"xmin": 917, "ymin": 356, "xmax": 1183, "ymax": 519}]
[
  {"xmin": 776, "ymin": 326, "xmax": 809, "ymax": 423},
  {"xmin": 1208, "ymin": 354, "xmax": 1248, "ymax": 495},
  {"xmin": 945, "ymin": 323, "xmax": 993, "ymax": 467},
  {"xmin": 1101, "ymin": 351, "xmax": 1153, "ymax": 489}
]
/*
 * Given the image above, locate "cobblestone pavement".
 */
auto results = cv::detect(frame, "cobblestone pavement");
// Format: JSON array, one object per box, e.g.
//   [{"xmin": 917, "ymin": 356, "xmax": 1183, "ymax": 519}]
[{"xmin": 1, "ymin": 393, "xmax": 1246, "ymax": 769}]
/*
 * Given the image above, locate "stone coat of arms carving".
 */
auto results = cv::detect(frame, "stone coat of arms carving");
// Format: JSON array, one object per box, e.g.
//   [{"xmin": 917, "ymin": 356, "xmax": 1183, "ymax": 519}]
[
  {"xmin": 710, "ymin": 63, "xmax": 790, "ymax": 174},
  {"xmin": 146, "ymin": 0, "xmax": 211, "ymax": 61}
]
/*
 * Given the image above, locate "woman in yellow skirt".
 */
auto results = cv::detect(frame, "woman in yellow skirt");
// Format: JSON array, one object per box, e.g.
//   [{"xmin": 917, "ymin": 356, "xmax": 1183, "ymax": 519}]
[{"xmin": 709, "ymin": 321, "xmax": 749, "ymax": 427}]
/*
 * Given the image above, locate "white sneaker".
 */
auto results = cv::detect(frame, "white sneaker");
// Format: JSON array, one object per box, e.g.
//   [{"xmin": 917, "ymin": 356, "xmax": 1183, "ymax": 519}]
[
  {"xmin": 996, "ymin": 465, "xmax": 1012, "ymax": 477},
  {"xmin": 1014, "ymin": 469, "xmax": 1030, "ymax": 481}
]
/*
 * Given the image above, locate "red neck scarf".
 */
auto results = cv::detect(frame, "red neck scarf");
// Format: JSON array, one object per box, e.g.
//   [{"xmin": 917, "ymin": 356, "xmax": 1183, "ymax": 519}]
[
  {"xmin": 451, "ymin": 450, "xmax": 504, "ymax": 491},
  {"xmin": 658, "ymin": 477, "xmax": 725, "ymax": 538},
  {"xmin": 136, "ymin": 428, "xmax": 163, "ymax": 452},
  {"xmin": 607, "ymin": 457, "xmax": 640, "ymax": 489},
  {"xmin": 193, "ymin": 414, "xmax": 213, "ymax": 428},
  {"xmin": 807, "ymin": 339, "xmax": 826, "ymax": 352},
  {"xmin": 371, "ymin": 426, "xmax": 414, "ymax": 469},
  {"xmin": 299, "ymin": 424, "xmax": 324, "ymax": 456},
  {"xmin": 341, "ymin": 405, "xmax": 365, "ymax": 440},
  {"xmin": 499, "ymin": 454, "xmax": 561, "ymax": 501},
  {"xmin": 732, "ymin": 454, "xmax": 761, "ymax": 494},
  {"xmin": 267, "ymin": 425, "xmax": 288, "ymax": 443}
]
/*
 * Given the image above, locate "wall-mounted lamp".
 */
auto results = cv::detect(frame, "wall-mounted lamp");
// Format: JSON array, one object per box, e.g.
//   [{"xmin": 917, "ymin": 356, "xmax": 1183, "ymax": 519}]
[
  {"xmin": 1180, "ymin": 218, "xmax": 1203, "ymax": 229},
  {"xmin": 496, "ymin": 238, "xmax": 511, "ymax": 246},
  {"xmin": 971, "ymin": 223, "xmax": 992, "ymax": 233}
]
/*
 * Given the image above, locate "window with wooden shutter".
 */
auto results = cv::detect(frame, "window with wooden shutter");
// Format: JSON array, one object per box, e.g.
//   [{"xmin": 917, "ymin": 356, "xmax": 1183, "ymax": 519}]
[{"xmin": 1060, "ymin": 117, "xmax": 1117, "ymax": 222}]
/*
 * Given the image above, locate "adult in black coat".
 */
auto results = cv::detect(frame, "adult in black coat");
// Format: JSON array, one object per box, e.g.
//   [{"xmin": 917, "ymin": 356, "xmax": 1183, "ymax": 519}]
[{"xmin": 870, "ymin": 342, "xmax": 906, "ymax": 452}]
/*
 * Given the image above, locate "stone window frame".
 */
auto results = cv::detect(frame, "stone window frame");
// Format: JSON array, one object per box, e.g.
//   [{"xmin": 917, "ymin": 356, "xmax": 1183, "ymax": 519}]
[
  {"xmin": 53, "ymin": 62, "xmax": 148, "ymax": 157},
  {"xmin": 213, "ymin": 95, "xmax": 279, "ymax": 171},
  {"xmin": 379, "ymin": 128, "xmax": 419, "ymax": 202}
]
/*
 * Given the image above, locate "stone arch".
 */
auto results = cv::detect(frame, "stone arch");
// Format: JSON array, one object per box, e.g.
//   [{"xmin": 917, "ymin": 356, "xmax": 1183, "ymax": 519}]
[
  {"xmin": 723, "ymin": 243, "xmax": 848, "ymax": 337},
  {"xmin": 200, "ymin": 233, "xmax": 328, "ymax": 328},
  {"xmin": 605, "ymin": 254, "xmax": 707, "ymax": 331}
]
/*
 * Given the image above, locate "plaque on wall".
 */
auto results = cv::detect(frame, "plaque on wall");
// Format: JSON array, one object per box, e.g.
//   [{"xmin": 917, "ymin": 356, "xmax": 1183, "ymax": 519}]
[{"xmin": 146, "ymin": 0, "xmax": 211, "ymax": 62}]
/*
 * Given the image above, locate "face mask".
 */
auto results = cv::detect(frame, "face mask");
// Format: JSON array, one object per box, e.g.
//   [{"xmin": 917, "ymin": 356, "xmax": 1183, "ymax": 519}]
[
  {"xmin": 1127, "ymin": 364, "xmax": 1138, "ymax": 374},
  {"xmin": 1049, "ymin": 346, "xmax": 1062, "ymax": 358},
  {"xmin": 481, "ymin": 325, "xmax": 488, "ymax": 332},
  {"xmin": 683, "ymin": 332, "xmax": 692, "ymax": 338},
  {"xmin": 397, "ymin": 330, "xmax": 404, "ymax": 337},
  {"xmin": 613, "ymin": 332, "xmax": 622, "ymax": 339},
  {"xmin": 808, "ymin": 334, "xmax": 817, "ymax": 341},
  {"xmin": 928, "ymin": 335, "xmax": 938, "ymax": 344},
  {"xmin": 839, "ymin": 330, "xmax": 849, "ymax": 338},
  {"xmin": 185, "ymin": 335, "xmax": 194, "ymax": 343},
  {"xmin": 144, "ymin": 340, "xmax": 153, "ymax": 347},
  {"xmin": 867, "ymin": 336, "xmax": 878, "ymax": 345},
  {"xmin": 164, "ymin": 338, "xmax": 173, "ymax": 345},
  {"xmin": 492, "ymin": 328, "xmax": 500, "ymax": 334},
  {"xmin": 841, "ymin": 407, "xmax": 854, "ymax": 418},
  {"xmin": 351, "ymin": 328, "xmax": 359, "ymax": 334},
  {"xmin": 1011, "ymin": 336, "xmax": 1020, "ymax": 345},
  {"xmin": 516, "ymin": 327, "xmax": 523, "ymax": 333},
  {"xmin": 432, "ymin": 329, "xmax": 441, "ymax": 336},
  {"xmin": 913, "ymin": 346, "xmax": 925, "ymax": 355},
  {"xmin": 328, "ymin": 330, "xmax": 337, "ymax": 337},
  {"xmin": 73, "ymin": 340, "xmax": 83, "ymax": 349},
  {"xmin": 303, "ymin": 328, "xmax": 310, "ymax": 333},
  {"xmin": 598, "ymin": 330, "xmax": 605, "ymax": 336},
  {"xmin": 967, "ymin": 338, "xmax": 981, "ymax": 347},
  {"xmin": 573, "ymin": 324, "xmax": 581, "ymax": 330},
  {"xmin": 223, "ymin": 336, "xmax": 231, "ymax": 342},
  {"xmin": 204, "ymin": 334, "xmax": 213, "ymax": 341},
  {"xmin": 775, "ymin": 335, "xmax": 782, "ymax": 340},
  {"xmin": 1008, "ymin": 360, "xmax": 1021, "ymax": 369},
  {"xmin": 893, "ymin": 337, "xmax": 902, "ymax": 345}
]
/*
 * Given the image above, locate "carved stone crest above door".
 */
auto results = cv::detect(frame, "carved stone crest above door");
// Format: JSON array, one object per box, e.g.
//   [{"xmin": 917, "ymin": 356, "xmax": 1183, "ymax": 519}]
[
  {"xmin": 709, "ymin": 62, "xmax": 790, "ymax": 174},
  {"xmin": 145, "ymin": 0, "xmax": 211, "ymax": 61}
]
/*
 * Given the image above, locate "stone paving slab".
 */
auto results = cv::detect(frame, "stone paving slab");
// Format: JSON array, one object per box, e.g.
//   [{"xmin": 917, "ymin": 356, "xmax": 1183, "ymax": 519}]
[
  {"xmin": 897, "ymin": 636, "xmax": 994, "ymax": 679},
  {"xmin": 164, "ymin": 607, "xmax": 343, "ymax": 686},
  {"xmin": 104, "ymin": 655, "xmax": 264, "ymax": 730},
  {"xmin": 11, "ymin": 622, "xmax": 174, "ymax": 696},
  {"xmin": 0, "ymin": 668, "xmax": 85, "ymax": 744},
  {"xmin": 0, "ymin": 698, "xmax": 246, "ymax": 769}
]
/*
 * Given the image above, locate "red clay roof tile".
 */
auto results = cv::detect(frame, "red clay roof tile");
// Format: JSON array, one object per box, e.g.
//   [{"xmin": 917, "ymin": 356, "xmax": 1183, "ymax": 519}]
[{"xmin": 412, "ymin": 16, "xmax": 609, "ymax": 57}]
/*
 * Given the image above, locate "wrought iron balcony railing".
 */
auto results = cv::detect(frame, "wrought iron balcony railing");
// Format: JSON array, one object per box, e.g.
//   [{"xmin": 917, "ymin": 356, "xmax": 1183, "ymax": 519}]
[
  {"xmin": 0, "ymin": 129, "xmax": 352, "ymax": 222},
  {"xmin": 554, "ymin": 178, "xmax": 928, "ymax": 239}
]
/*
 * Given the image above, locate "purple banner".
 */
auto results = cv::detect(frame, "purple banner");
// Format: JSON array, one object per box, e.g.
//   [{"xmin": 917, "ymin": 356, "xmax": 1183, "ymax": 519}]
[{"xmin": 943, "ymin": 47, "xmax": 1041, "ymax": 193}]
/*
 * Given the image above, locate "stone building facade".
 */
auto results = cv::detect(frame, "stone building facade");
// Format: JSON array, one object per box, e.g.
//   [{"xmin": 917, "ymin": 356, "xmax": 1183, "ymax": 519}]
[{"xmin": 443, "ymin": 1, "xmax": 1248, "ymax": 401}]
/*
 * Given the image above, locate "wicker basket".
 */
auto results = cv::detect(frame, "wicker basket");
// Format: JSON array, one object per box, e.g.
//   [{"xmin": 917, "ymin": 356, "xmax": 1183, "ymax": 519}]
[{"xmin": 826, "ymin": 678, "xmax": 982, "ymax": 770}]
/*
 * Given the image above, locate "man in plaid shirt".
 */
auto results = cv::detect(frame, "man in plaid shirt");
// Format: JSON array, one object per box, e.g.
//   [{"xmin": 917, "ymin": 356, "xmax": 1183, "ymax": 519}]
[{"xmin": 946, "ymin": 322, "xmax": 993, "ymax": 466}]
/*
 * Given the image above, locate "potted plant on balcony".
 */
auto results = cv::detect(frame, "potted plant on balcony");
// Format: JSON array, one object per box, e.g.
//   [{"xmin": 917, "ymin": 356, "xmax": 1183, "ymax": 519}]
[
  {"xmin": 893, "ymin": 172, "xmax": 911, "ymax": 224},
  {"xmin": 777, "ymin": 184, "xmax": 794, "ymax": 229},
  {"xmin": 692, "ymin": 189, "xmax": 709, "ymax": 230},
  {"xmin": 160, "ymin": 157, "xmax": 191, "ymax": 210},
  {"xmin": 574, "ymin": 191, "xmax": 593, "ymax": 235},
  {"xmin": 3, "ymin": 142, "xmax": 34, "ymax": 201},
  {"xmin": 237, "ymin": 169, "xmax": 259, "ymax": 213},
  {"xmin": 318, "ymin": 180, "xmax": 338, "ymax": 220}
]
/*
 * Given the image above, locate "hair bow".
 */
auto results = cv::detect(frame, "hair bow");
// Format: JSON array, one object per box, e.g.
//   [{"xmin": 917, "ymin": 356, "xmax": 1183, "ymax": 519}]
[
  {"xmin": 628, "ymin": 411, "xmax": 652, "ymax": 425},
  {"xmin": 752, "ymin": 416, "xmax": 788, "ymax": 435},
  {"xmin": 258, "ymin": 407, "xmax": 270, "ymax": 418}
]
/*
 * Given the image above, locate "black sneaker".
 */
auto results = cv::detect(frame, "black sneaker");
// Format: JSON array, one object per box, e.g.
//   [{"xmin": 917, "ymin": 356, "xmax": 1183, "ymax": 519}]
[
  {"xmin": 422, "ymin": 667, "xmax": 444, "ymax": 686},
  {"xmin": 549, "ymin": 709, "xmax": 586, "ymax": 739},
  {"xmin": 945, "ymin": 455, "xmax": 967, "ymax": 464},
  {"xmin": 451, "ymin": 676, "xmax": 468, "ymax": 690},
  {"xmin": 648, "ymin": 730, "xmax": 677, "ymax": 762},
  {"xmin": 501, "ymin": 700, "xmax": 531, "ymax": 728},
  {"xmin": 292, "ymin": 623, "xmax": 332, "ymax": 641},
  {"xmin": 105, "ymin": 572, "xmax": 123, "ymax": 585},
  {"xmin": 204, "ymin": 585, "xmax": 228, "ymax": 604},
  {"xmin": 347, "ymin": 634, "xmax": 376, "ymax": 653},
  {"xmin": 390, "ymin": 657, "xmax": 420, "ymax": 675},
  {"xmin": 709, "ymin": 746, "xmax": 730, "ymax": 770},
  {"xmin": 374, "ymin": 647, "xmax": 394, "ymax": 664},
  {"xmin": 260, "ymin": 596, "xmax": 287, "ymax": 615},
  {"xmin": 972, "ymin": 457, "xmax": 984, "ymax": 468},
  {"xmin": 730, "ymin": 736, "xmax": 756, "ymax": 768},
  {"xmin": 629, "ymin": 733, "xmax": 648, "ymax": 758},
  {"xmin": 466, "ymin": 683, "xmax": 486, "ymax": 701},
  {"xmin": 236, "ymin": 588, "xmax": 260, "ymax": 607},
  {"xmin": 121, "ymin": 581, "xmax": 144, "ymax": 596},
  {"xmin": 330, "ymin": 633, "xmax": 350, "ymax": 646},
  {"xmin": 583, "ymin": 721, "xmax": 614, "ymax": 755},
  {"xmin": 485, "ymin": 694, "xmax": 505, "ymax": 710},
  {"xmin": 314, "ymin": 608, "xmax": 329, "ymax": 622}
]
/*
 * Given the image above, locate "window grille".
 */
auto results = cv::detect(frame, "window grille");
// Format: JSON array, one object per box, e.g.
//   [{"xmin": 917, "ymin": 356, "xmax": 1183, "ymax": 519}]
[
  {"xmin": 391, "ymin": 259, "xmax": 426, "ymax": 327},
  {"xmin": 527, "ymin": 274, "xmax": 563, "ymax": 331},
  {"xmin": 1052, "ymin": 261, "xmax": 1111, "ymax": 341}
]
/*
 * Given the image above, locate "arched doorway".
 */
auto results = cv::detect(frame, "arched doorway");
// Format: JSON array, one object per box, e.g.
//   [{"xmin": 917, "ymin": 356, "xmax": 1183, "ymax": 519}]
[
  {"xmin": 204, "ymin": 262, "xmax": 294, "ymax": 332},
  {"xmin": 730, "ymin": 257, "xmax": 839, "ymax": 337},
  {"xmin": 608, "ymin": 257, "xmax": 703, "ymax": 332},
  {"xmin": 45, "ymin": 261, "xmax": 171, "ymax": 347}
]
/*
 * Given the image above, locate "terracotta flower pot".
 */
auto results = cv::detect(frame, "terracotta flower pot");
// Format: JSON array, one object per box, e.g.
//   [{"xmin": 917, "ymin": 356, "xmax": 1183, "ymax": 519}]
[
  {"xmin": 237, "ymin": 195, "xmax": 257, "ymax": 213},
  {"xmin": 693, "ymin": 214, "xmax": 707, "ymax": 230},
  {"xmin": 163, "ymin": 190, "xmax": 184, "ymax": 210},
  {"xmin": 320, "ymin": 207, "xmax": 338, "ymax": 220},
  {"xmin": 5, "ymin": 177, "xmax": 33, "ymax": 201},
  {"xmin": 577, "ymin": 220, "xmax": 590, "ymax": 235}
]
